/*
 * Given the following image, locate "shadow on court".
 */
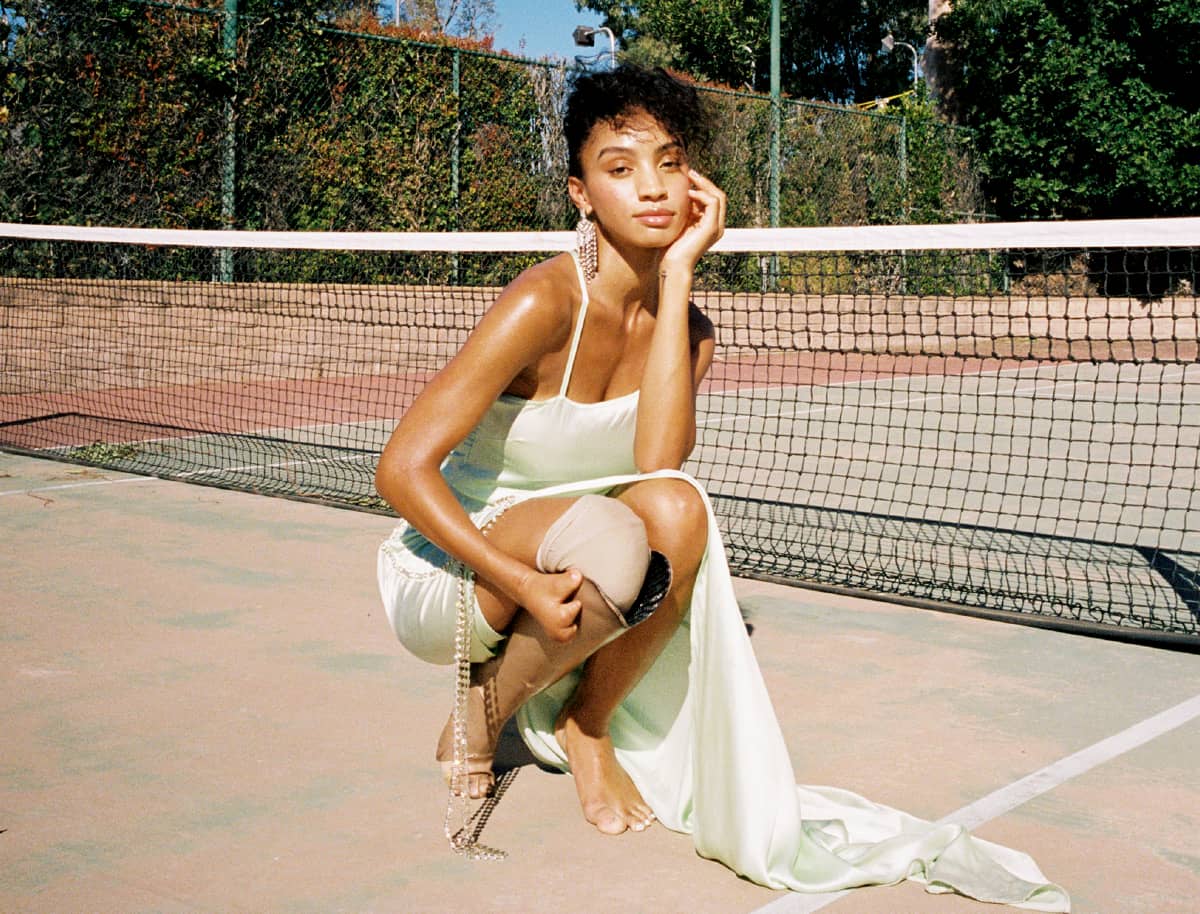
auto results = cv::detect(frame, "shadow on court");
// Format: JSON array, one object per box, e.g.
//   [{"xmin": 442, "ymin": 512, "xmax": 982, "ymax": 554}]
[{"xmin": 2, "ymin": 451, "xmax": 1198, "ymax": 914}]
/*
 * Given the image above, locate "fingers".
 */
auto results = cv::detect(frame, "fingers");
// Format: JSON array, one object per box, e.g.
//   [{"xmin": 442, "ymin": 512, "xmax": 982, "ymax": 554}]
[
  {"xmin": 549, "ymin": 597, "xmax": 581, "ymax": 641},
  {"xmin": 688, "ymin": 168, "xmax": 726, "ymax": 208},
  {"xmin": 687, "ymin": 168, "xmax": 726, "ymax": 237},
  {"xmin": 687, "ymin": 167, "xmax": 720, "ymax": 192},
  {"xmin": 545, "ymin": 569, "xmax": 583, "ymax": 641},
  {"xmin": 557, "ymin": 571, "xmax": 583, "ymax": 641}
]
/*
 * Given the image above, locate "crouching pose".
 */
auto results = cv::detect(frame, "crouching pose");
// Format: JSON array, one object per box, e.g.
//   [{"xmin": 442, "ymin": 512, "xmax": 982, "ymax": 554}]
[{"xmin": 375, "ymin": 65, "xmax": 1069, "ymax": 910}]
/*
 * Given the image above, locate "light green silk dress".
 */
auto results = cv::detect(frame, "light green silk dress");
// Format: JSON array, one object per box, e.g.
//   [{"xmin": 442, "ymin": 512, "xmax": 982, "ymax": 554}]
[{"xmin": 377, "ymin": 254, "xmax": 1070, "ymax": 911}]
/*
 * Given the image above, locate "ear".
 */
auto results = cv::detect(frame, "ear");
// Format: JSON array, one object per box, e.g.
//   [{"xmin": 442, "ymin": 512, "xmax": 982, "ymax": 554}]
[{"xmin": 567, "ymin": 176, "xmax": 590, "ymax": 215}]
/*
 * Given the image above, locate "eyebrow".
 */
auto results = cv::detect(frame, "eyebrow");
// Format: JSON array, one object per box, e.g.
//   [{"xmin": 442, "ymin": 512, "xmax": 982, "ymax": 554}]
[{"xmin": 594, "ymin": 141, "xmax": 684, "ymax": 160}]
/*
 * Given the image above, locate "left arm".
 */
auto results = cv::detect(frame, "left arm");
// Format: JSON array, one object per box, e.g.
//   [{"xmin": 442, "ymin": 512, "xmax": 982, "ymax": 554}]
[{"xmin": 634, "ymin": 169, "xmax": 725, "ymax": 471}]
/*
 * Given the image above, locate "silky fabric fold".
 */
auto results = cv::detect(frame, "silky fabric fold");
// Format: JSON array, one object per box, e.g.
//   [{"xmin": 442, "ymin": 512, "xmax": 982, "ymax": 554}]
[
  {"xmin": 514, "ymin": 470, "xmax": 1068, "ymax": 911},
  {"xmin": 378, "ymin": 251, "xmax": 1070, "ymax": 910}
]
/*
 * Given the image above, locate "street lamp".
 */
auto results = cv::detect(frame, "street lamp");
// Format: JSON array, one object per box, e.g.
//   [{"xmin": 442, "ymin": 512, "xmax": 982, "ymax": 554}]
[
  {"xmin": 881, "ymin": 33, "xmax": 919, "ymax": 88},
  {"xmin": 573, "ymin": 25, "xmax": 617, "ymax": 71}
]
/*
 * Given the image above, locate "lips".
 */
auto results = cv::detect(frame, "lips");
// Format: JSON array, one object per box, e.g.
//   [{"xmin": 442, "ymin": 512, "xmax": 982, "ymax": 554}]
[{"xmin": 634, "ymin": 210, "xmax": 676, "ymax": 228}]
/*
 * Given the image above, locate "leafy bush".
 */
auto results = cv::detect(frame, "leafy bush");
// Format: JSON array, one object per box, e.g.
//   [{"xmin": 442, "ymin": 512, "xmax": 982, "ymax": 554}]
[{"xmin": 0, "ymin": 0, "xmax": 983, "ymax": 237}]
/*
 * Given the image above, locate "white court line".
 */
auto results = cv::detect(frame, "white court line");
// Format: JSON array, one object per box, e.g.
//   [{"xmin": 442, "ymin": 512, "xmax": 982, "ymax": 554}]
[
  {"xmin": 751, "ymin": 690, "xmax": 1200, "ymax": 914},
  {"xmin": 705, "ymin": 360, "xmax": 1196, "ymax": 406},
  {"xmin": 175, "ymin": 451, "xmax": 374, "ymax": 479},
  {"xmin": 701, "ymin": 364, "xmax": 1192, "ymax": 429},
  {"xmin": 0, "ymin": 475, "xmax": 159, "ymax": 497},
  {"xmin": 701, "ymin": 359, "xmax": 1054, "ymax": 404},
  {"xmin": 37, "ymin": 419, "xmax": 386, "ymax": 451},
  {"xmin": 1, "ymin": 451, "xmax": 374, "ymax": 496},
  {"xmin": 699, "ymin": 379, "xmax": 1067, "ymax": 429}
]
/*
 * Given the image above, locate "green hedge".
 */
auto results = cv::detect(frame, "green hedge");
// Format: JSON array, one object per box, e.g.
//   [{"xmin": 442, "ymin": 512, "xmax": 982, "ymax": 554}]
[{"xmin": 0, "ymin": 0, "xmax": 984, "ymax": 235}]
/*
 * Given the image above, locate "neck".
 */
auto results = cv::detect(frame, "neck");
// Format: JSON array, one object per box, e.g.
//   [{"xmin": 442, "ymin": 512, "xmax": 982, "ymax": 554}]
[{"xmin": 592, "ymin": 231, "xmax": 664, "ymax": 313}]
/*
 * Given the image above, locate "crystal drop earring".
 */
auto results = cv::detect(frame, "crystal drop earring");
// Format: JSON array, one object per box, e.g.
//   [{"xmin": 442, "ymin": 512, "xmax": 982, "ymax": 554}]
[{"xmin": 574, "ymin": 210, "xmax": 598, "ymax": 283}]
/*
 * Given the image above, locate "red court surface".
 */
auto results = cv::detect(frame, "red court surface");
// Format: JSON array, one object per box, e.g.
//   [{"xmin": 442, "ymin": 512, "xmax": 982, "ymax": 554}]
[{"xmin": 3, "ymin": 450, "xmax": 1198, "ymax": 913}]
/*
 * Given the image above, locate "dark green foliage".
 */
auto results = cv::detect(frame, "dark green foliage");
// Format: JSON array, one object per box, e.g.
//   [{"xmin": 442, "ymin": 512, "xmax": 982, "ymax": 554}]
[
  {"xmin": 936, "ymin": 0, "xmax": 1200, "ymax": 219},
  {"xmin": 577, "ymin": 0, "xmax": 930, "ymax": 103},
  {"xmin": 0, "ymin": 0, "xmax": 227, "ymax": 226},
  {"xmin": 0, "ymin": 0, "xmax": 981, "ymax": 241},
  {"xmin": 892, "ymin": 86, "xmax": 982, "ymax": 224}
]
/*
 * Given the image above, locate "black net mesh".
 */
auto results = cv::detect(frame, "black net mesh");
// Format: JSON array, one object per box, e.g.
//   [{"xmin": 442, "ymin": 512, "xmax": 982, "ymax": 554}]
[{"xmin": 2, "ymin": 231, "xmax": 1197, "ymax": 645}]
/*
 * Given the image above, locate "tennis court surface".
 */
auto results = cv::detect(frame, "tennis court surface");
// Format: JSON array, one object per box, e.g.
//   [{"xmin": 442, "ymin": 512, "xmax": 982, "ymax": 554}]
[{"xmin": 4, "ymin": 450, "xmax": 1198, "ymax": 913}]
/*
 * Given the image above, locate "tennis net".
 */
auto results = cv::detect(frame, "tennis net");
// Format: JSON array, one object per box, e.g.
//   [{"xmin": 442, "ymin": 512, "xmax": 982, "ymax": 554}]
[{"xmin": 2, "ymin": 220, "xmax": 1198, "ymax": 647}]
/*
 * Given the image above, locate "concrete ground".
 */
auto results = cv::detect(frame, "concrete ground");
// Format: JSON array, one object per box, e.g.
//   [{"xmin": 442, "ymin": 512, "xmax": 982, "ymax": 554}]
[{"xmin": 2, "ymin": 450, "xmax": 1198, "ymax": 913}]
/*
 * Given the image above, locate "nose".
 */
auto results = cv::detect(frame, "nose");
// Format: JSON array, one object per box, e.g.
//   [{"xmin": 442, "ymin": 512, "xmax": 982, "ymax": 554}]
[{"xmin": 636, "ymin": 169, "xmax": 668, "ymax": 201}]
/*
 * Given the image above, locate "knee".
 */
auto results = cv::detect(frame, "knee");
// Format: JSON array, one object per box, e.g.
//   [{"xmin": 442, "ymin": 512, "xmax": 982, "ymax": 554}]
[
  {"xmin": 632, "ymin": 479, "xmax": 707, "ymax": 542},
  {"xmin": 535, "ymin": 495, "xmax": 650, "ymax": 612}
]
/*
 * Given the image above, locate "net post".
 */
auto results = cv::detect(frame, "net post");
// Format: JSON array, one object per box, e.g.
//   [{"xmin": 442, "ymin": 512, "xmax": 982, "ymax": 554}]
[{"xmin": 218, "ymin": 0, "xmax": 238, "ymax": 283}]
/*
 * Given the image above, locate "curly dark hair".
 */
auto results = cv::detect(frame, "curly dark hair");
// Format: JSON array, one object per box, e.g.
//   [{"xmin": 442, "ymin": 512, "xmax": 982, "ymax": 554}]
[{"xmin": 564, "ymin": 65, "xmax": 708, "ymax": 179}]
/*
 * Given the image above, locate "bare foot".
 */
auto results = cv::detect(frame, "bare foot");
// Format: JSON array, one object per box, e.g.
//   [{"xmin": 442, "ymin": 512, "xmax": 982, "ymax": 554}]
[
  {"xmin": 555, "ymin": 709, "xmax": 656, "ymax": 835},
  {"xmin": 436, "ymin": 669, "xmax": 503, "ymax": 799}
]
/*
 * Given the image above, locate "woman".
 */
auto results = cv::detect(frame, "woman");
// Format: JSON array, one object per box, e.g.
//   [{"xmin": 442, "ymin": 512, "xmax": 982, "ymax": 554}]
[{"xmin": 376, "ymin": 66, "xmax": 1069, "ymax": 910}]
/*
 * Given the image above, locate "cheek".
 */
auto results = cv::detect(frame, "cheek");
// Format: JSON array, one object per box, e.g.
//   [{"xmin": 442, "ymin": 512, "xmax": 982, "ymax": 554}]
[
  {"xmin": 663, "ymin": 170, "xmax": 690, "ymax": 197},
  {"xmin": 586, "ymin": 180, "xmax": 631, "ymax": 215},
  {"xmin": 669, "ymin": 177, "xmax": 694, "ymax": 214}
]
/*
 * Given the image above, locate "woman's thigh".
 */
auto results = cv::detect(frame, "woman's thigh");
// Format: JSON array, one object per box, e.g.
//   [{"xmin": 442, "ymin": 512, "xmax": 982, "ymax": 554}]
[{"xmin": 474, "ymin": 482, "xmax": 707, "ymax": 630}]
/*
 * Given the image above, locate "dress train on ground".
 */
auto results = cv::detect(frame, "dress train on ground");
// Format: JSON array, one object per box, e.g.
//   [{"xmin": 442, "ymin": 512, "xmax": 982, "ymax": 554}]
[{"xmin": 514, "ymin": 469, "xmax": 1070, "ymax": 912}]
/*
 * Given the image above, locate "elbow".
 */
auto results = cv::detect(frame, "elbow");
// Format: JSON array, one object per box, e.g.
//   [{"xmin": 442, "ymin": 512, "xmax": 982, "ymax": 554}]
[
  {"xmin": 375, "ymin": 451, "xmax": 425, "ymax": 513},
  {"xmin": 374, "ymin": 462, "xmax": 402, "ymax": 511},
  {"xmin": 373, "ymin": 462, "xmax": 393, "ymax": 502}
]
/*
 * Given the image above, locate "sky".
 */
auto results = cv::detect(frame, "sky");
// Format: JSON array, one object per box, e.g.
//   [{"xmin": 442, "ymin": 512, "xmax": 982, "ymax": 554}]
[{"xmin": 489, "ymin": 0, "xmax": 607, "ymax": 63}]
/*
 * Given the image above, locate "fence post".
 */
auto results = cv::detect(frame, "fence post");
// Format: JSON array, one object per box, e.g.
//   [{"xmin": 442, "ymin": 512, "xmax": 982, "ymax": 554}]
[
  {"xmin": 452, "ymin": 48, "xmax": 461, "ymax": 226},
  {"xmin": 452, "ymin": 47, "xmax": 461, "ymax": 281},
  {"xmin": 898, "ymin": 114, "xmax": 908, "ymax": 291},
  {"xmin": 767, "ymin": 0, "xmax": 781, "ymax": 290},
  {"xmin": 218, "ymin": 0, "xmax": 237, "ymax": 282},
  {"xmin": 768, "ymin": 0, "xmax": 780, "ymax": 230}
]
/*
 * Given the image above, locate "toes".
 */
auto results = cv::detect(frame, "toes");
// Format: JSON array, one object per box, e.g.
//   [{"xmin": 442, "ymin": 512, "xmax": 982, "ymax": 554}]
[
  {"xmin": 440, "ymin": 760, "xmax": 495, "ymax": 799},
  {"xmin": 469, "ymin": 773, "xmax": 495, "ymax": 799},
  {"xmin": 586, "ymin": 802, "xmax": 656, "ymax": 835},
  {"xmin": 630, "ymin": 810, "xmax": 656, "ymax": 832},
  {"xmin": 589, "ymin": 805, "xmax": 629, "ymax": 835},
  {"xmin": 629, "ymin": 805, "xmax": 656, "ymax": 831}
]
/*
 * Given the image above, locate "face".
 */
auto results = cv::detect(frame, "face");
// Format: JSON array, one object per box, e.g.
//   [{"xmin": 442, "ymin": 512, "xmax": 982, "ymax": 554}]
[{"xmin": 568, "ymin": 111, "xmax": 693, "ymax": 251}]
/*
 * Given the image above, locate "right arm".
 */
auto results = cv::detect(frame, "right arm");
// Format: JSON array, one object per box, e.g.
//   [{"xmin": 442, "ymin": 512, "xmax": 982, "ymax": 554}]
[{"xmin": 375, "ymin": 262, "xmax": 583, "ymax": 641}]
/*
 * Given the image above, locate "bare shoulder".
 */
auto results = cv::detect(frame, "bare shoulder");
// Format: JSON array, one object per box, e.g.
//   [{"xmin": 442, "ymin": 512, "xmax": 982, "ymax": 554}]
[
  {"xmin": 484, "ymin": 253, "xmax": 579, "ymax": 347},
  {"xmin": 688, "ymin": 301, "xmax": 716, "ymax": 349}
]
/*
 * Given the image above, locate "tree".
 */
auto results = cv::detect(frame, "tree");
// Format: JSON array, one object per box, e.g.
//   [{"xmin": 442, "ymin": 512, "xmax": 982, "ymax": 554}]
[
  {"xmin": 390, "ymin": 0, "xmax": 495, "ymax": 38},
  {"xmin": 577, "ymin": 0, "xmax": 929, "ymax": 103},
  {"xmin": 923, "ymin": 0, "xmax": 956, "ymax": 119},
  {"xmin": 935, "ymin": 0, "xmax": 1200, "ymax": 219}
]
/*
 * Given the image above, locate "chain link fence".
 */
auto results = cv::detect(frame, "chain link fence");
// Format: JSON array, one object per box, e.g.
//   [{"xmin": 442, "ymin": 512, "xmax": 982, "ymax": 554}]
[{"xmin": 0, "ymin": 0, "xmax": 986, "ymax": 233}]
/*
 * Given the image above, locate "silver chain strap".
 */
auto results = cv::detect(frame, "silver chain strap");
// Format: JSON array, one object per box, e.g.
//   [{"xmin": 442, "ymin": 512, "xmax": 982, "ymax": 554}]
[{"xmin": 443, "ymin": 499, "xmax": 517, "ymax": 860}]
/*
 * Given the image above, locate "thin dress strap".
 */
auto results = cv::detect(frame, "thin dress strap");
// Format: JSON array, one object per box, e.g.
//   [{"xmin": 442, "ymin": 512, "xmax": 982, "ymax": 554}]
[{"xmin": 559, "ymin": 251, "xmax": 590, "ymax": 398}]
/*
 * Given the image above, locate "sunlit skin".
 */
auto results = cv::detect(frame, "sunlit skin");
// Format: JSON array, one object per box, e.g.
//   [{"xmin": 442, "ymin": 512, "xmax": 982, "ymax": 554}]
[{"xmin": 375, "ymin": 109, "xmax": 726, "ymax": 834}]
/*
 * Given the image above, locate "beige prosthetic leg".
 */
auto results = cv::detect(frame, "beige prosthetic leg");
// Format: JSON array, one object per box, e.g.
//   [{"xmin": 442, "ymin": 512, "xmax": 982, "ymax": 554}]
[{"xmin": 438, "ymin": 495, "xmax": 671, "ymax": 797}]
